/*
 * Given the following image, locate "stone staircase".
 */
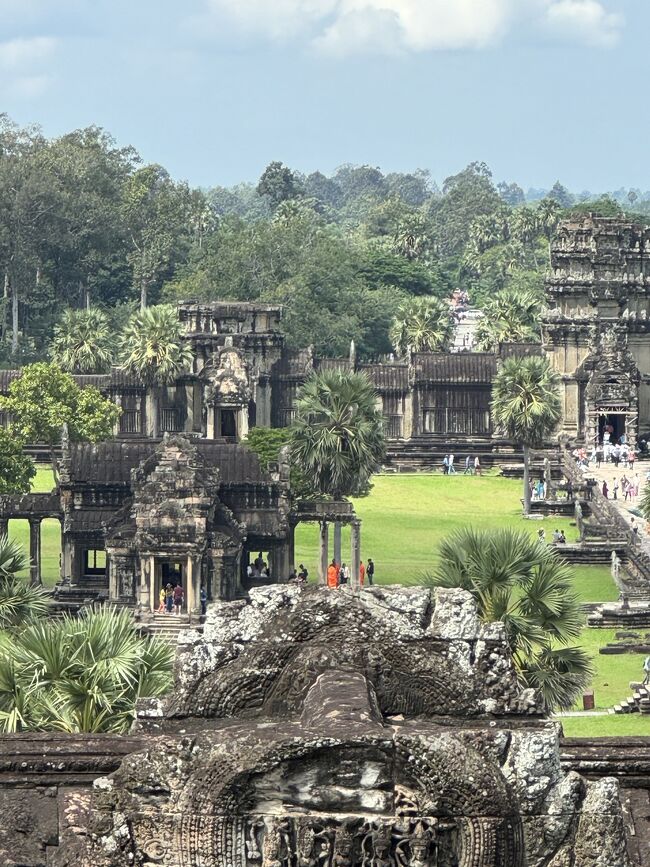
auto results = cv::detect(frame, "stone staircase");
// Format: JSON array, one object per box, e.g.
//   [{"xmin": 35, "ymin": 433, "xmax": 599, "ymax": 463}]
[
  {"xmin": 138, "ymin": 613, "xmax": 202, "ymax": 645},
  {"xmin": 384, "ymin": 437, "xmax": 523, "ymax": 473},
  {"xmin": 609, "ymin": 682, "xmax": 650, "ymax": 715}
]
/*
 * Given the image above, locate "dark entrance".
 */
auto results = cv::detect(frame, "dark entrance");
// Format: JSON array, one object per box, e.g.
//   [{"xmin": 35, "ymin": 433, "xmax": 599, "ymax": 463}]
[
  {"xmin": 598, "ymin": 412, "xmax": 626, "ymax": 444},
  {"xmin": 158, "ymin": 560, "xmax": 185, "ymax": 611},
  {"xmin": 220, "ymin": 409, "xmax": 237, "ymax": 438}
]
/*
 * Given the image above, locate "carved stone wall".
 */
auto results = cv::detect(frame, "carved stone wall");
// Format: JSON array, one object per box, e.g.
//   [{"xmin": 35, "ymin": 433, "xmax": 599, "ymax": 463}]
[{"xmin": 37, "ymin": 586, "xmax": 632, "ymax": 867}]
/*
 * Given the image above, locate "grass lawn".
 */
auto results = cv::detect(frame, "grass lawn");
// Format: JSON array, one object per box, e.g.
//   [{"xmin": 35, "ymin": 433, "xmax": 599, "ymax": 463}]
[
  {"xmin": 11, "ymin": 465, "xmax": 645, "ymax": 735},
  {"xmin": 296, "ymin": 473, "xmax": 594, "ymax": 590}
]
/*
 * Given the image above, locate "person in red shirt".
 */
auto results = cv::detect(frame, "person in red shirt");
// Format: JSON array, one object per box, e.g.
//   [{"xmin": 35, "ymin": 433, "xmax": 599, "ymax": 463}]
[{"xmin": 359, "ymin": 560, "xmax": 365, "ymax": 586}]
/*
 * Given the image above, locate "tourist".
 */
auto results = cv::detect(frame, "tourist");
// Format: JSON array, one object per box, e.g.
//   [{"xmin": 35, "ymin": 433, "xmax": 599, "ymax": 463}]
[
  {"xmin": 613, "ymin": 445, "xmax": 621, "ymax": 468},
  {"xmin": 566, "ymin": 480, "xmax": 574, "ymax": 502},
  {"xmin": 602, "ymin": 480, "xmax": 609, "ymax": 498},
  {"xmin": 630, "ymin": 450, "xmax": 636, "ymax": 471},
  {"xmin": 165, "ymin": 583, "xmax": 174, "ymax": 614},
  {"xmin": 559, "ymin": 530, "xmax": 566, "ymax": 544},
  {"xmin": 643, "ymin": 655, "xmax": 650, "ymax": 687},
  {"xmin": 298, "ymin": 563, "xmax": 309, "ymax": 581},
  {"xmin": 464, "ymin": 455, "xmax": 472, "ymax": 475},
  {"xmin": 367, "ymin": 557, "xmax": 375, "ymax": 585},
  {"xmin": 596, "ymin": 447, "xmax": 603, "ymax": 468},
  {"xmin": 634, "ymin": 473, "xmax": 641, "ymax": 497},
  {"xmin": 359, "ymin": 560, "xmax": 366, "ymax": 585},
  {"xmin": 157, "ymin": 586, "xmax": 166, "ymax": 613},
  {"xmin": 339, "ymin": 562, "xmax": 349, "ymax": 585},
  {"xmin": 200, "ymin": 585, "xmax": 208, "ymax": 616},
  {"xmin": 613, "ymin": 478, "xmax": 619, "ymax": 500},
  {"xmin": 254, "ymin": 551, "xmax": 264, "ymax": 572},
  {"xmin": 246, "ymin": 563, "xmax": 253, "ymax": 579},
  {"xmin": 631, "ymin": 517, "xmax": 639, "ymax": 537},
  {"xmin": 442, "ymin": 454, "xmax": 449, "ymax": 475},
  {"xmin": 173, "ymin": 583, "xmax": 184, "ymax": 614},
  {"xmin": 537, "ymin": 528, "xmax": 546, "ymax": 543},
  {"xmin": 327, "ymin": 559, "xmax": 339, "ymax": 589},
  {"xmin": 474, "ymin": 455, "xmax": 481, "ymax": 476},
  {"xmin": 448, "ymin": 453, "xmax": 456, "ymax": 474},
  {"xmin": 552, "ymin": 529, "xmax": 561, "ymax": 542},
  {"xmin": 536, "ymin": 479, "xmax": 545, "ymax": 500},
  {"xmin": 623, "ymin": 477, "xmax": 631, "ymax": 502}
]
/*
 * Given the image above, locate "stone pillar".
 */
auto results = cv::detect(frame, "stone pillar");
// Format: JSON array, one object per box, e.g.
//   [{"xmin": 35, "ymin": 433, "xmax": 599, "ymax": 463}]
[
  {"xmin": 186, "ymin": 555, "xmax": 197, "ymax": 615},
  {"xmin": 148, "ymin": 555, "xmax": 156, "ymax": 613},
  {"xmin": 238, "ymin": 405, "xmax": 249, "ymax": 441},
  {"xmin": 257, "ymin": 379, "xmax": 272, "ymax": 428},
  {"xmin": 28, "ymin": 519, "xmax": 41, "ymax": 586},
  {"xmin": 333, "ymin": 522, "xmax": 342, "ymax": 564},
  {"xmin": 139, "ymin": 556, "xmax": 151, "ymax": 610},
  {"xmin": 318, "ymin": 521, "xmax": 329, "ymax": 585},
  {"xmin": 403, "ymin": 393, "xmax": 413, "ymax": 441},
  {"xmin": 0, "ymin": 518, "xmax": 8, "ymax": 539},
  {"xmin": 207, "ymin": 405, "xmax": 216, "ymax": 439},
  {"xmin": 145, "ymin": 389, "xmax": 156, "ymax": 438},
  {"xmin": 61, "ymin": 532, "xmax": 73, "ymax": 583},
  {"xmin": 113, "ymin": 393, "xmax": 123, "ymax": 436},
  {"xmin": 351, "ymin": 520, "xmax": 361, "ymax": 588},
  {"xmin": 184, "ymin": 384, "xmax": 194, "ymax": 433},
  {"xmin": 288, "ymin": 524, "xmax": 296, "ymax": 573}
]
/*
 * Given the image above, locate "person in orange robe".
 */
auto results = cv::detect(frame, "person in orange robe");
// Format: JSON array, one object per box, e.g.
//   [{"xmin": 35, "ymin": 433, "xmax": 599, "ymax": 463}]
[
  {"xmin": 359, "ymin": 560, "xmax": 365, "ymax": 586},
  {"xmin": 327, "ymin": 559, "xmax": 339, "ymax": 589}
]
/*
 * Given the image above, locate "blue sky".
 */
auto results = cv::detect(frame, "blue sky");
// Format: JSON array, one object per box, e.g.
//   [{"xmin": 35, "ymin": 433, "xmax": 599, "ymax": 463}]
[{"xmin": 0, "ymin": 0, "xmax": 643, "ymax": 191}]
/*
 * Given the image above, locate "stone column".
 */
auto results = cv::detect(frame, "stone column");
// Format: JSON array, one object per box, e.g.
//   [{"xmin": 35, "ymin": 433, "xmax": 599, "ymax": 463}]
[
  {"xmin": 403, "ymin": 394, "xmax": 413, "ymax": 441},
  {"xmin": 257, "ymin": 379, "xmax": 272, "ymax": 428},
  {"xmin": 28, "ymin": 519, "xmax": 41, "ymax": 586},
  {"xmin": 139, "ymin": 556, "xmax": 151, "ymax": 610},
  {"xmin": 0, "ymin": 518, "xmax": 8, "ymax": 539},
  {"xmin": 61, "ymin": 532, "xmax": 73, "ymax": 583},
  {"xmin": 351, "ymin": 520, "xmax": 361, "ymax": 588},
  {"xmin": 113, "ymin": 393, "xmax": 123, "ymax": 436},
  {"xmin": 186, "ymin": 554, "xmax": 197, "ymax": 615},
  {"xmin": 206, "ymin": 405, "xmax": 216, "ymax": 439},
  {"xmin": 145, "ymin": 389, "xmax": 156, "ymax": 438},
  {"xmin": 184, "ymin": 383, "xmax": 194, "ymax": 433},
  {"xmin": 318, "ymin": 521, "xmax": 329, "ymax": 585},
  {"xmin": 238, "ymin": 405, "xmax": 249, "ymax": 441},
  {"xmin": 333, "ymin": 522, "xmax": 342, "ymax": 564},
  {"xmin": 148, "ymin": 555, "xmax": 156, "ymax": 613}
]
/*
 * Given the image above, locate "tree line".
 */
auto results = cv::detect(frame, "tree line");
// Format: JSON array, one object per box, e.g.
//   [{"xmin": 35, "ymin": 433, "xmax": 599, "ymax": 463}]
[{"xmin": 1, "ymin": 115, "xmax": 642, "ymax": 365}]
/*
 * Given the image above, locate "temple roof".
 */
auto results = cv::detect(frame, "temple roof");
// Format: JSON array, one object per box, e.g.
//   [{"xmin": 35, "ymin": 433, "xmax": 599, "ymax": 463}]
[
  {"xmin": 412, "ymin": 352, "xmax": 496, "ymax": 384},
  {"xmin": 65, "ymin": 439, "xmax": 269, "ymax": 487},
  {"xmin": 358, "ymin": 363, "xmax": 409, "ymax": 391}
]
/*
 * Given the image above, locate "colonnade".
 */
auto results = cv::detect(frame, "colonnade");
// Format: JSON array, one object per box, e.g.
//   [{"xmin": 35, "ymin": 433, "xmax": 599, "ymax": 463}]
[
  {"xmin": 318, "ymin": 519, "xmax": 361, "ymax": 586},
  {"xmin": 0, "ymin": 517, "xmax": 42, "ymax": 585}
]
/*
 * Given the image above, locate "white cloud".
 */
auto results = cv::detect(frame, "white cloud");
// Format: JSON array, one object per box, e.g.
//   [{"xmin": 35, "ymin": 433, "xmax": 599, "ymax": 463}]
[
  {"xmin": 544, "ymin": 0, "xmax": 623, "ymax": 47},
  {"xmin": 0, "ymin": 36, "xmax": 56, "ymax": 99},
  {"xmin": 198, "ymin": 0, "xmax": 624, "ymax": 55}
]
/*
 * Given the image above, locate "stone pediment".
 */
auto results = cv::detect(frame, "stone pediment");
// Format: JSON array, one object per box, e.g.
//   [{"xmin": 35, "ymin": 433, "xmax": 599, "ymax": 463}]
[
  {"xmin": 201, "ymin": 341, "xmax": 251, "ymax": 404},
  {"xmin": 51, "ymin": 587, "xmax": 631, "ymax": 867}
]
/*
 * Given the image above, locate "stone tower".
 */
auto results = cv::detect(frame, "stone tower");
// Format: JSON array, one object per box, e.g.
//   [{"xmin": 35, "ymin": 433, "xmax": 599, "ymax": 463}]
[{"xmin": 543, "ymin": 215, "xmax": 650, "ymax": 446}]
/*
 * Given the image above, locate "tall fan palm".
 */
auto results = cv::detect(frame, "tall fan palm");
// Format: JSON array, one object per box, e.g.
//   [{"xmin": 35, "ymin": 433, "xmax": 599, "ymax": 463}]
[
  {"xmin": 421, "ymin": 527, "xmax": 593, "ymax": 711},
  {"xmin": 119, "ymin": 304, "xmax": 194, "ymax": 437},
  {"xmin": 510, "ymin": 207, "xmax": 540, "ymax": 266},
  {"xmin": 492, "ymin": 356, "xmax": 561, "ymax": 514},
  {"xmin": 390, "ymin": 297, "xmax": 454, "ymax": 358},
  {"xmin": 0, "ymin": 536, "xmax": 48, "ymax": 628},
  {"xmin": 0, "ymin": 607, "xmax": 173, "ymax": 733},
  {"xmin": 50, "ymin": 308, "xmax": 114, "ymax": 374},
  {"xmin": 289, "ymin": 370, "xmax": 385, "ymax": 500},
  {"xmin": 475, "ymin": 288, "xmax": 542, "ymax": 351}
]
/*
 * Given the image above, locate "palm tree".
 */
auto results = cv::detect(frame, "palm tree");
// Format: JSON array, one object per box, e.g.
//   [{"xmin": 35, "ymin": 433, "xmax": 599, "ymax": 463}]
[
  {"xmin": 0, "ymin": 536, "xmax": 48, "ymax": 629},
  {"xmin": 50, "ymin": 308, "xmax": 114, "ymax": 374},
  {"xmin": 421, "ymin": 527, "xmax": 593, "ymax": 711},
  {"xmin": 475, "ymin": 288, "xmax": 542, "ymax": 351},
  {"xmin": 390, "ymin": 298, "xmax": 454, "ymax": 358},
  {"xmin": 0, "ymin": 607, "xmax": 173, "ymax": 733},
  {"xmin": 537, "ymin": 198, "xmax": 562, "ymax": 242},
  {"xmin": 510, "ymin": 207, "xmax": 540, "ymax": 267},
  {"xmin": 289, "ymin": 370, "xmax": 385, "ymax": 500},
  {"xmin": 119, "ymin": 304, "xmax": 194, "ymax": 437},
  {"xmin": 491, "ymin": 356, "xmax": 561, "ymax": 514}
]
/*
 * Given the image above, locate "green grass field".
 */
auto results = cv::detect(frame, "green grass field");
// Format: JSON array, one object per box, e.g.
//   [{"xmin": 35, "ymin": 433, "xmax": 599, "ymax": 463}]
[{"xmin": 11, "ymin": 465, "xmax": 649, "ymax": 734}]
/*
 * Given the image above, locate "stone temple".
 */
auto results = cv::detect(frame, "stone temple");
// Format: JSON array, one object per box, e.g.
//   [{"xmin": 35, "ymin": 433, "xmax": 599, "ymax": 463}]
[{"xmin": 0, "ymin": 586, "xmax": 637, "ymax": 866}]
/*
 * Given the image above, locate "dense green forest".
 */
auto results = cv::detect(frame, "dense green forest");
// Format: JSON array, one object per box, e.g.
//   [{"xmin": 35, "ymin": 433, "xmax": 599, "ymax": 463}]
[{"xmin": 0, "ymin": 114, "xmax": 645, "ymax": 364}]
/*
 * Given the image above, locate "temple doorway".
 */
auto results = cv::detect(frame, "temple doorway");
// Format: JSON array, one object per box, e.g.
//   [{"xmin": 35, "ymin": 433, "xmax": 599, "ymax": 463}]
[
  {"xmin": 598, "ymin": 412, "xmax": 626, "ymax": 444},
  {"xmin": 157, "ymin": 560, "xmax": 185, "ymax": 611},
  {"xmin": 219, "ymin": 409, "xmax": 237, "ymax": 438}
]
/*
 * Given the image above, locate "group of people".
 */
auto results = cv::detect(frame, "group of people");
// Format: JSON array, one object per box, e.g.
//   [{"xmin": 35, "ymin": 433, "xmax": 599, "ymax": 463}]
[
  {"xmin": 601, "ymin": 474, "xmax": 642, "ymax": 501},
  {"xmin": 323, "ymin": 557, "xmax": 374, "ymax": 589},
  {"xmin": 574, "ymin": 439, "xmax": 637, "ymax": 471},
  {"xmin": 537, "ymin": 528, "xmax": 566, "ymax": 544},
  {"xmin": 247, "ymin": 553, "xmax": 270, "ymax": 580},
  {"xmin": 442, "ymin": 454, "xmax": 482, "ymax": 475},
  {"xmin": 156, "ymin": 583, "xmax": 208, "ymax": 616}
]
